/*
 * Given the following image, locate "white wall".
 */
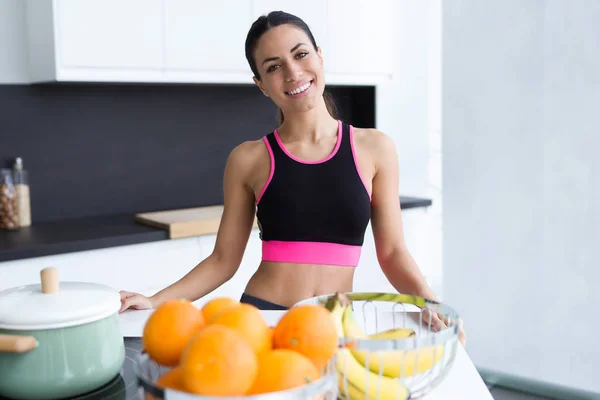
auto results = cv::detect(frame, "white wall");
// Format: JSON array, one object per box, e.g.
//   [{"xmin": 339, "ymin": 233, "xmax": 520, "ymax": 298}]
[
  {"xmin": 443, "ymin": 0, "xmax": 600, "ymax": 393},
  {"xmin": 0, "ymin": 0, "xmax": 29, "ymax": 83},
  {"xmin": 377, "ymin": 0, "xmax": 443, "ymax": 298}
]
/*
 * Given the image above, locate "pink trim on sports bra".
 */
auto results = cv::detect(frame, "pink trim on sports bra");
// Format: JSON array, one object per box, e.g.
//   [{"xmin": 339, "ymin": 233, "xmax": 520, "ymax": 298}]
[
  {"xmin": 273, "ymin": 120, "xmax": 343, "ymax": 164},
  {"xmin": 256, "ymin": 136, "xmax": 275, "ymax": 205},
  {"xmin": 349, "ymin": 125, "xmax": 372, "ymax": 201},
  {"xmin": 262, "ymin": 240, "xmax": 361, "ymax": 267}
]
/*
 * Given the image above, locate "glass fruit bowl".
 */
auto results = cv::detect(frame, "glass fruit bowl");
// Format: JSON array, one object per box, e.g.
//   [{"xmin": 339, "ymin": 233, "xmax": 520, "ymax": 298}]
[{"xmin": 295, "ymin": 292, "xmax": 461, "ymax": 400}]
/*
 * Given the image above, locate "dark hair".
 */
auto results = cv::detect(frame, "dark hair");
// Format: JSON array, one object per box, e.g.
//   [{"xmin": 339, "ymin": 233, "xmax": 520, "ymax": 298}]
[{"xmin": 245, "ymin": 11, "xmax": 337, "ymax": 125}]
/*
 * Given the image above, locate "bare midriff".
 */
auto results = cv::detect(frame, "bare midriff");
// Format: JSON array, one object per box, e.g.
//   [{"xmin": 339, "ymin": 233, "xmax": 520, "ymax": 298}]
[{"xmin": 243, "ymin": 261, "xmax": 356, "ymax": 308}]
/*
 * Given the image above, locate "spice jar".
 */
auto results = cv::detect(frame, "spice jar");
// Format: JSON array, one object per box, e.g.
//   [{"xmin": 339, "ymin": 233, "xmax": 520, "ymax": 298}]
[
  {"xmin": 0, "ymin": 169, "xmax": 20, "ymax": 230},
  {"xmin": 13, "ymin": 157, "xmax": 31, "ymax": 227}
]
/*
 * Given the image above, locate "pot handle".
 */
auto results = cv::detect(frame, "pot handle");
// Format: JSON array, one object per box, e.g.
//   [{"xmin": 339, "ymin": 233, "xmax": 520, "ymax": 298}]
[{"xmin": 0, "ymin": 334, "xmax": 38, "ymax": 353}]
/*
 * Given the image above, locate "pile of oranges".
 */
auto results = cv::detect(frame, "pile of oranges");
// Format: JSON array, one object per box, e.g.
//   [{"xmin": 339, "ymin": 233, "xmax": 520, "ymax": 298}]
[{"xmin": 142, "ymin": 296, "xmax": 338, "ymax": 397}]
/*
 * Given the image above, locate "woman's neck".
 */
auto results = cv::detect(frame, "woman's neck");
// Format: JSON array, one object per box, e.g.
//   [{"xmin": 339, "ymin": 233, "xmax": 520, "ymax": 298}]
[{"xmin": 278, "ymin": 99, "xmax": 338, "ymax": 143}]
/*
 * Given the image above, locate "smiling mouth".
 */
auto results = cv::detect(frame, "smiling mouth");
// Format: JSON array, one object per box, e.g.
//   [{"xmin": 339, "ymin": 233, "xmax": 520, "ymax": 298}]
[{"xmin": 285, "ymin": 80, "xmax": 313, "ymax": 96}]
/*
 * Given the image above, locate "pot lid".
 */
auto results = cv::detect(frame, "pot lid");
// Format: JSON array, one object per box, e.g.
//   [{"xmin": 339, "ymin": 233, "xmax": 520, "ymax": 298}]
[{"xmin": 0, "ymin": 267, "xmax": 121, "ymax": 330}]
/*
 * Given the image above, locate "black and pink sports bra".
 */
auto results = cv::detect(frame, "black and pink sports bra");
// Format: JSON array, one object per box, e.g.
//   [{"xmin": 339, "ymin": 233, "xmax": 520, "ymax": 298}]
[{"xmin": 255, "ymin": 120, "xmax": 372, "ymax": 267}]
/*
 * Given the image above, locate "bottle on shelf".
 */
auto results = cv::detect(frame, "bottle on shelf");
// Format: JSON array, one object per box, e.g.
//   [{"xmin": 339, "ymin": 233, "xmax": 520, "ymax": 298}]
[{"xmin": 12, "ymin": 157, "xmax": 31, "ymax": 227}]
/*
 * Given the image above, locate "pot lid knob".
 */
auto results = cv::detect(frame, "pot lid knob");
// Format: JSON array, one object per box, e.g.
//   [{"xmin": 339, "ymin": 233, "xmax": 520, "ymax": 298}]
[{"xmin": 40, "ymin": 267, "xmax": 59, "ymax": 294}]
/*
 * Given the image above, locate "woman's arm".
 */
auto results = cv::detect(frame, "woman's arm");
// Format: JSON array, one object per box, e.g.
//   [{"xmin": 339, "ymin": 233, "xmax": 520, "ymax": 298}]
[
  {"xmin": 146, "ymin": 142, "xmax": 258, "ymax": 308},
  {"xmin": 367, "ymin": 131, "xmax": 466, "ymax": 346},
  {"xmin": 368, "ymin": 131, "xmax": 438, "ymax": 301}
]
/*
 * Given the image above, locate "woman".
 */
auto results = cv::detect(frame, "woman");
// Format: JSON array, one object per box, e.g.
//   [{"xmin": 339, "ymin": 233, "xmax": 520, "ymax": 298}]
[{"xmin": 120, "ymin": 11, "xmax": 465, "ymax": 345}]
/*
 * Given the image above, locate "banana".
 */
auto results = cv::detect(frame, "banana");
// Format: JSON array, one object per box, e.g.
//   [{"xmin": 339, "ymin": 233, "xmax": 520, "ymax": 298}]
[
  {"xmin": 368, "ymin": 328, "xmax": 415, "ymax": 340},
  {"xmin": 337, "ymin": 373, "xmax": 369, "ymax": 400},
  {"xmin": 341, "ymin": 292, "xmax": 429, "ymax": 308},
  {"xmin": 324, "ymin": 293, "xmax": 409, "ymax": 400},
  {"xmin": 341, "ymin": 300, "xmax": 445, "ymax": 379},
  {"xmin": 343, "ymin": 309, "xmax": 415, "ymax": 340}
]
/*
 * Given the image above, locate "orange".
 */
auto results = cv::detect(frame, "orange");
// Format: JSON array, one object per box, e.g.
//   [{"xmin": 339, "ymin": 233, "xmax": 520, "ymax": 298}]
[
  {"xmin": 273, "ymin": 304, "xmax": 338, "ymax": 370},
  {"xmin": 267, "ymin": 326, "xmax": 274, "ymax": 351},
  {"xmin": 180, "ymin": 324, "xmax": 258, "ymax": 396},
  {"xmin": 145, "ymin": 367, "xmax": 186, "ymax": 399},
  {"xmin": 209, "ymin": 303, "xmax": 271, "ymax": 355},
  {"xmin": 201, "ymin": 296, "xmax": 239, "ymax": 323},
  {"xmin": 142, "ymin": 299, "xmax": 205, "ymax": 366},
  {"xmin": 155, "ymin": 367, "xmax": 185, "ymax": 391},
  {"xmin": 247, "ymin": 349, "xmax": 321, "ymax": 395}
]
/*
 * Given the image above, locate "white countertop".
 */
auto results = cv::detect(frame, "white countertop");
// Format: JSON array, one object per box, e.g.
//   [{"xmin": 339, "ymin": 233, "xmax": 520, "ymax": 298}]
[{"xmin": 119, "ymin": 310, "xmax": 492, "ymax": 400}]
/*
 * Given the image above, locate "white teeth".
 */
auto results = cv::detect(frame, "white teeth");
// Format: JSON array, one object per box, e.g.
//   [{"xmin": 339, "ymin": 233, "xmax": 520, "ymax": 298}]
[{"xmin": 287, "ymin": 81, "xmax": 311, "ymax": 95}]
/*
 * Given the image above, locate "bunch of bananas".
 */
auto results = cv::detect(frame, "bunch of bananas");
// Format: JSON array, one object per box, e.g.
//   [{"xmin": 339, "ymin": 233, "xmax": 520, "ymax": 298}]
[{"xmin": 324, "ymin": 293, "xmax": 445, "ymax": 400}]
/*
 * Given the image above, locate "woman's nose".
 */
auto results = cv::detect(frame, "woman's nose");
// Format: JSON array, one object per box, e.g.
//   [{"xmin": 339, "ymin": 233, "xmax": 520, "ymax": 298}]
[{"xmin": 284, "ymin": 64, "xmax": 303, "ymax": 82}]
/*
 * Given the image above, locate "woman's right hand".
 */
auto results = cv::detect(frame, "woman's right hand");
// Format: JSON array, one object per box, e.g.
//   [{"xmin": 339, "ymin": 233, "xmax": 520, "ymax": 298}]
[{"xmin": 119, "ymin": 290, "xmax": 154, "ymax": 313}]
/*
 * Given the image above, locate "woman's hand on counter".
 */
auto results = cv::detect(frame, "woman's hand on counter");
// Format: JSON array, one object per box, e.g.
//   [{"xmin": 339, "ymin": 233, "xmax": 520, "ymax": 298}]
[
  {"xmin": 119, "ymin": 290, "xmax": 154, "ymax": 313},
  {"xmin": 422, "ymin": 309, "xmax": 467, "ymax": 347}
]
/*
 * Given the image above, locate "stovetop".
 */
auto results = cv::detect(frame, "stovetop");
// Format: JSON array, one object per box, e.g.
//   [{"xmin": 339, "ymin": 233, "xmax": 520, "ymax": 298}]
[{"xmin": 0, "ymin": 338, "xmax": 143, "ymax": 400}]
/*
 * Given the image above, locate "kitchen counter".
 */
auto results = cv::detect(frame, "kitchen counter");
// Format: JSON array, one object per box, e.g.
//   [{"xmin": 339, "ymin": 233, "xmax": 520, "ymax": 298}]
[
  {"xmin": 0, "ymin": 196, "xmax": 432, "ymax": 263},
  {"xmin": 118, "ymin": 308, "xmax": 491, "ymax": 400},
  {"xmin": 0, "ymin": 213, "xmax": 168, "ymax": 263}
]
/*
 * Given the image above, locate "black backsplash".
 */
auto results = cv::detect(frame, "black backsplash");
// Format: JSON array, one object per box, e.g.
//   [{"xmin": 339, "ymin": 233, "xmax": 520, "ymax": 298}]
[{"xmin": 0, "ymin": 83, "xmax": 375, "ymax": 223}]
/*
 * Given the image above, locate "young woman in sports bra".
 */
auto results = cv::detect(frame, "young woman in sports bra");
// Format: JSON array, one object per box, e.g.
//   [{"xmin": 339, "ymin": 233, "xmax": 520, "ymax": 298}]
[{"xmin": 119, "ymin": 11, "xmax": 465, "ymax": 345}]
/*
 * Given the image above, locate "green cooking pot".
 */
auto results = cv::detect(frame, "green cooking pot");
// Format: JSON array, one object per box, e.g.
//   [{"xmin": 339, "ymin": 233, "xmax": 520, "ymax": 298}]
[{"xmin": 0, "ymin": 267, "xmax": 125, "ymax": 400}]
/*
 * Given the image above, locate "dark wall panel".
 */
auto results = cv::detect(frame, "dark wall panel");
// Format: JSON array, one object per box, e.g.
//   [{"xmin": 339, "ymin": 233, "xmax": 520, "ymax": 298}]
[{"xmin": 0, "ymin": 83, "xmax": 374, "ymax": 223}]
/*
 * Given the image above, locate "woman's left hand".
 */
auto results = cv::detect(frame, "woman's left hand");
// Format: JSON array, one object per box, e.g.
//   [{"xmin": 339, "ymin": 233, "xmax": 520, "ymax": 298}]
[
  {"xmin": 457, "ymin": 318, "xmax": 467, "ymax": 347},
  {"xmin": 422, "ymin": 310, "xmax": 467, "ymax": 347}
]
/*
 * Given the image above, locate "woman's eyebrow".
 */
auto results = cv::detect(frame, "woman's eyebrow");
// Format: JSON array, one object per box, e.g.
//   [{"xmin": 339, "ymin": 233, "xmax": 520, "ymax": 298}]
[{"xmin": 261, "ymin": 43, "xmax": 308, "ymax": 66}]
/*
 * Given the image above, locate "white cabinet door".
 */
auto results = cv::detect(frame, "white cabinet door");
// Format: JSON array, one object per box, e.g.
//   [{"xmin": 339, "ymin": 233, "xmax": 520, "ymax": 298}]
[
  {"xmin": 194, "ymin": 230, "xmax": 263, "ymax": 308},
  {"xmin": 251, "ymin": 0, "xmax": 328, "ymax": 54},
  {"xmin": 354, "ymin": 208, "xmax": 438, "ymax": 296},
  {"xmin": 0, "ymin": 237, "xmax": 204, "ymax": 298},
  {"xmin": 56, "ymin": 0, "xmax": 163, "ymax": 69},
  {"xmin": 354, "ymin": 223, "xmax": 397, "ymax": 294},
  {"xmin": 164, "ymin": 0, "xmax": 252, "ymax": 73},
  {"xmin": 26, "ymin": 1, "xmax": 394, "ymax": 86},
  {"xmin": 325, "ymin": 0, "xmax": 393, "ymax": 77}
]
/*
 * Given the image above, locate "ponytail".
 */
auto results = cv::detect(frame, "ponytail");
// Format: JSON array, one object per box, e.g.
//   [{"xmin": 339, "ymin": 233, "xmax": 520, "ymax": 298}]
[{"xmin": 277, "ymin": 90, "xmax": 338, "ymax": 125}]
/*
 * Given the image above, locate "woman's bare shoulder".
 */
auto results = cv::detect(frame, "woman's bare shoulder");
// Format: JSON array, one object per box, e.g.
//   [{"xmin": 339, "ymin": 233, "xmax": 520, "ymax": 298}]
[
  {"xmin": 352, "ymin": 127, "xmax": 396, "ymax": 156},
  {"xmin": 231, "ymin": 138, "xmax": 268, "ymax": 158},
  {"xmin": 226, "ymin": 138, "xmax": 270, "ymax": 176}
]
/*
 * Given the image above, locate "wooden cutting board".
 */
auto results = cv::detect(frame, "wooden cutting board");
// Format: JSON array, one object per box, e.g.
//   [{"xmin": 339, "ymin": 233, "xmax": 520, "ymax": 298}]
[{"xmin": 135, "ymin": 205, "xmax": 257, "ymax": 239}]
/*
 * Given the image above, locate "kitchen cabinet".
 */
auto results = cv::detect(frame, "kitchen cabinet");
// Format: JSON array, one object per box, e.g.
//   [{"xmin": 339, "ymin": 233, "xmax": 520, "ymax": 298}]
[
  {"xmin": 0, "ymin": 230, "xmax": 263, "ymax": 306},
  {"xmin": 162, "ymin": 0, "xmax": 254, "ymax": 84},
  {"xmin": 354, "ymin": 207, "xmax": 437, "ymax": 296},
  {"xmin": 0, "ymin": 207, "xmax": 435, "ymax": 307},
  {"xmin": 26, "ymin": 0, "xmax": 165, "ymax": 82},
  {"xmin": 25, "ymin": 0, "xmax": 393, "ymax": 86},
  {"xmin": 251, "ymin": 0, "xmax": 329, "ymax": 58},
  {"xmin": 0, "ymin": 236, "xmax": 206, "ymax": 297},
  {"xmin": 56, "ymin": 0, "xmax": 163, "ymax": 69},
  {"xmin": 325, "ymin": 0, "xmax": 394, "ymax": 80},
  {"xmin": 244, "ymin": 0, "xmax": 395, "ymax": 85}
]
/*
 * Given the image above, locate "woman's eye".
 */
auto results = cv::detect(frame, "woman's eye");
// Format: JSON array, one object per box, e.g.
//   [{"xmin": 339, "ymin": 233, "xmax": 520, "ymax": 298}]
[
  {"xmin": 267, "ymin": 64, "xmax": 280, "ymax": 73},
  {"xmin": 297, "ymin": 52, "xmax": 308, "ymax": 59}
]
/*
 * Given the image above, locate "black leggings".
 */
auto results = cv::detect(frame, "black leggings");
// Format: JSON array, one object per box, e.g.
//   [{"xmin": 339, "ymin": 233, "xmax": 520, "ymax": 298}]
[{"xmin": 240, "ymin": 293, "xmax": 288, "ymax": 310}]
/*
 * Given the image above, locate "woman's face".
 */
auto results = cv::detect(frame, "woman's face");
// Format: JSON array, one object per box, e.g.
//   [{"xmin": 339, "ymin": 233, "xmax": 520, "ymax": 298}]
[{"xmin": 252, "ymin": 24, "xmax": 325, "ymax": 115}]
